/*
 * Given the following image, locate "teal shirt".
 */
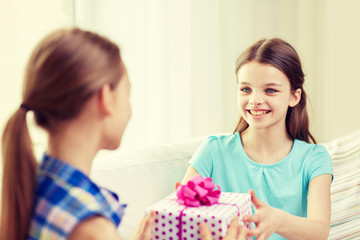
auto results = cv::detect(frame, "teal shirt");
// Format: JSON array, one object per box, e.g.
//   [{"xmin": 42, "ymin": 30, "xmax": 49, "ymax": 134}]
[{"xmin": 189, "ymin": 132, "xmax": 333, "ymax": 240}]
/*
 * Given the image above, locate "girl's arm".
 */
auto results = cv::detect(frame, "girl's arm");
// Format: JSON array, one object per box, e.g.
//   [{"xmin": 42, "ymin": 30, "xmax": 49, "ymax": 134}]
[
  {"xmin": 181, "ymin": 165, "xmax": 200, "ymax": 184},
  {"xmin": 68, "ymin": 211, "xmax": 156, "ymax": 240},
  {"xmin": 175, "ymin": 165, "xmax": 200, "ymax": 190},
  {"xmin": 244, "ymin": 174, "xmax": 332, "ymax": 240},
  {"xmin": 68, "ymin": 216, "xmax": 122, "ymax": 240}
]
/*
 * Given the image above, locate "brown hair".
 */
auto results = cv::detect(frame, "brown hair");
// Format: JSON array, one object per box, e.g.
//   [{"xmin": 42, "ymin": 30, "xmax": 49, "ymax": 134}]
[
  {"xmin": 1, "ymin": 28, "xmax": 124, "ymax": 240},
  {"xmin": 233, "ymin": 38, "xmax": 316, "ymax": 144}
]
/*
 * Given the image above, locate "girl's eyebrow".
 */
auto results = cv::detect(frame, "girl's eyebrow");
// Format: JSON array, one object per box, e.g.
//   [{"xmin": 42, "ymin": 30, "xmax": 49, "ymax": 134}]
[
  {"xmin": 238, "ymin": 81, "xmax": 250, "ymax": 85},
  {"xmin": 264, "ymin": 83, "xmax": 283, "ymax": 87}
]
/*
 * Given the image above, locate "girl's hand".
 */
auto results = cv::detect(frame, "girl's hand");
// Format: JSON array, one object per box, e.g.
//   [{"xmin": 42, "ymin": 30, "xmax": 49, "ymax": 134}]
[
  {"xmin": 243, "ymin": 190, "xmax": 280, "ymax": 240},
  {"xmin": 174, "ymin": 181, "xmax": 181, "ymax": 191},
  {"xmin": 199, "ymin": 217, "xmax": 247, "ymax": 240},
  {"xmin": 131, "ymin": 210, "xmax": 157, "ymax": 240}
]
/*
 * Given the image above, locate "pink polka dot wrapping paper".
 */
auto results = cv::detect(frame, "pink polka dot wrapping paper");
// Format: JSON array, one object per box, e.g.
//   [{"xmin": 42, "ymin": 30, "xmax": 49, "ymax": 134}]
[{"xmin": 146, "ymin": 192, "xmax": 252, "ymax": 240}]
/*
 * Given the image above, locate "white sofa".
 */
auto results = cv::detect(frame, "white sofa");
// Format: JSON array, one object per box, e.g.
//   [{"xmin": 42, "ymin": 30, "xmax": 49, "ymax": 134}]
[{"xmin": 90, "ymin": 131, "xmax": 360, "ymax": 240}]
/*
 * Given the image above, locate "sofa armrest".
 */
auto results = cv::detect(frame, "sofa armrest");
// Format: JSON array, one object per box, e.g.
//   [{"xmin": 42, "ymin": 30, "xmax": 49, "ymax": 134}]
[{"xmin": 321, "ymin": 130, "xmax": 360, "ymax": 240}]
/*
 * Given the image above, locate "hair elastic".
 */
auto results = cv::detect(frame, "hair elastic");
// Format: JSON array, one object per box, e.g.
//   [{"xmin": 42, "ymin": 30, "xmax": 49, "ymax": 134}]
[{"xmin": 20, "ymin": 103, "xmax": 31, "ymax": 112}]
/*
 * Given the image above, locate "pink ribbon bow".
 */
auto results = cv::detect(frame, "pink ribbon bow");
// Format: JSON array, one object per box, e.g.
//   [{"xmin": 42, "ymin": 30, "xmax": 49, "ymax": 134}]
[{"xmin": 176, "ymin": 175, "xmax": 221, "ymax": 207}]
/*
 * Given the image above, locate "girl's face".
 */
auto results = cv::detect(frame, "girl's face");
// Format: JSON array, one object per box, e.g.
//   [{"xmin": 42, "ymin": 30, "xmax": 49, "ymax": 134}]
[{"xmin": 236, "ymin": 61, "xmax": 300, "ymax": 132}]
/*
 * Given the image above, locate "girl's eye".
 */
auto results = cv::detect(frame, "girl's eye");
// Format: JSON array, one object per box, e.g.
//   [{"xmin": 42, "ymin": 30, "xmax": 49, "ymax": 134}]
[
  {"xmin": 265, "ymin": 88, "xmax": 277, "ymax": 93},
  {"xmin": 240, "ymin": 87, "xmax": 251, "ymax": 93}
]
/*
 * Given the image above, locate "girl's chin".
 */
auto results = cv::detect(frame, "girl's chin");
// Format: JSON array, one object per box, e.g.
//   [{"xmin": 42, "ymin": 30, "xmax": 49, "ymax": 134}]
[{"xmin": 102, "ymin": 137, "xmax": 122, "ymax": 151}]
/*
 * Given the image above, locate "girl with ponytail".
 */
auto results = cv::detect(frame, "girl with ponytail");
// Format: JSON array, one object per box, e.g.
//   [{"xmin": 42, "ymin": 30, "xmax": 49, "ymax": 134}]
[{"xmin": 1, "ymin": 28, "xmax": 155, "ymax": 240}]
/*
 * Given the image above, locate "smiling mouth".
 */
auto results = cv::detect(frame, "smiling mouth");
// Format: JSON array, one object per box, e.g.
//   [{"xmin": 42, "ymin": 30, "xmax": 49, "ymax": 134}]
[{"xmin": 248, "ymin": 110, "xmax": 271, "ymax": 116}]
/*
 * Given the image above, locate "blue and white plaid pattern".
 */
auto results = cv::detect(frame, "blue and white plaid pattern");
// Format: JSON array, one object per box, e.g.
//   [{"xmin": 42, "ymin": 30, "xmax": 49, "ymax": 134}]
[{"xmin": 27, "ymin": 154, "xmax": 126, "ymax": 240}]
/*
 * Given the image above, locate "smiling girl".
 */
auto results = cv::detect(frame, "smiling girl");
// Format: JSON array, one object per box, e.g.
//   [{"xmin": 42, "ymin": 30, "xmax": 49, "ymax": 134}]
[{"xmin": 181, "ymin": 38, "xmax": 333, "ymax": 240}]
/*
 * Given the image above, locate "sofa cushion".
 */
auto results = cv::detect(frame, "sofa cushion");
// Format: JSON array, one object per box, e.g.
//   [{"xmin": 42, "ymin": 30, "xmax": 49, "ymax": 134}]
[{"xmin": 322, "ymin": 130, "xmax": 360, "ymax": 240}]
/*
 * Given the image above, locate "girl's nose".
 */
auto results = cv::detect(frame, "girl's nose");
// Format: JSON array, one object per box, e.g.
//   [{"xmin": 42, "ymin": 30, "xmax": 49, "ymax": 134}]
[{"xmin": 249, "ymin": 93, "xmax": 264, "ymax": 106}]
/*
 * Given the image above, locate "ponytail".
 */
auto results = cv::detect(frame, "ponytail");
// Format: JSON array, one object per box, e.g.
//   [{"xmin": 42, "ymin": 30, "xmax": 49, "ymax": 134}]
[{"xmin": 1, "ymin": 108, "xmax": 37, "ymax": 240}]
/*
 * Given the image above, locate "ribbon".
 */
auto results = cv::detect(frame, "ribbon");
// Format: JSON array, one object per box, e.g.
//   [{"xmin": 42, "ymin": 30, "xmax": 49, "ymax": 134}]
[{"xmin": 176, "ymin": 175, "xmax": 221, "ymax": 207}]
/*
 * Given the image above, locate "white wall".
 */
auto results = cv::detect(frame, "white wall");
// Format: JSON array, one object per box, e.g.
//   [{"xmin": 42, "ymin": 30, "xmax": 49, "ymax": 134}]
[
  {"xmin": 1, "ymin": 0, "xmax": 360, "ymax": 158},
  {"xmin": 322, "ymin": 0, "xmax": 360, "ymax": 141},
  {"xmin": 0, "ymin": 1, "xmax": 73, "ymax": 139},
  {"xmin": 75, "ymin": 0, "xmax": 192, "ymax": 147}
]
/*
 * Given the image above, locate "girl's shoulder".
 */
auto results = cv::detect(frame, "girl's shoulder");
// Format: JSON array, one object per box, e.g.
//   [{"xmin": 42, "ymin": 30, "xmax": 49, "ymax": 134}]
[
  {"xmin": 294, "ymin": 140, "xmax": 333, "ymax": 181},
  {"xmin": 294, "ymin": 139, "xmax": 332, "ymax": 164},
  {"xmin": 196, "ymin": 133, "xmax": 242, "ymax": 157},
  {"xmin": 294, "ymin": 139, "xmax": 329, "ymax": 154},
  {"xmin": 31, "ymin": 154, "xmax": 125, "ymax": 238},
  {"xmin": 205, "ymin": 132, "xmax": 240, "ymax": 143},
  {"xmin": 202, "ymin": 132, "xmax": 240, "ymax": 149}
]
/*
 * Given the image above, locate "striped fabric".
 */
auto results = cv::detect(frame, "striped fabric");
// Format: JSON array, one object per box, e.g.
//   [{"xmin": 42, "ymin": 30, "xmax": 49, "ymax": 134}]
[
  {"xmin": 27, "ymin": 154, "xmax": 126, "ymax": 240},
  {"xmin": 322, "ymin": 130, "xmax": 360, "ymax": 240}
]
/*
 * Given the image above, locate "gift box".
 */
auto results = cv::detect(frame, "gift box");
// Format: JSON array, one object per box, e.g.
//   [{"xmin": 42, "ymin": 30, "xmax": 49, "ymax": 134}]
[{"xmin": 146, "ymin": 176, "xmax": 252, "ymax": 240}]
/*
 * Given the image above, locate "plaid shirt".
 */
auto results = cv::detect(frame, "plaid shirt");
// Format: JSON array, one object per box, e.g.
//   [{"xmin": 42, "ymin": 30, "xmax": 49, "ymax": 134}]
[{"xmin": 27, "ymin": 154, "xmax": 126, "ymax": 240}]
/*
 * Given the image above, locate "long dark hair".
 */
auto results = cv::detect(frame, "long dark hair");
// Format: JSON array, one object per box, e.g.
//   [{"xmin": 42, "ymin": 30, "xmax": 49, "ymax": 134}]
[
  {"xmin": 1, "ymin": 28, "xmax": 124, "ymax": 240},
  {"xmin": 233, "ymin": 38, "xmax": 316, "ymax": 144}
]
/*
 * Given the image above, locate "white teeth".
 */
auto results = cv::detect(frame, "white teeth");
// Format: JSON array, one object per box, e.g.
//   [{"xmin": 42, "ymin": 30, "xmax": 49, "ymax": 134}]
[{"xmin": 250, "ymin": 110, "xmax": 269, "ymax": 115}]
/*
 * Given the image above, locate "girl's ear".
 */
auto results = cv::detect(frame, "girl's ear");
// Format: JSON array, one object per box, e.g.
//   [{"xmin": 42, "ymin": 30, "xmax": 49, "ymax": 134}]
[
  {"xmin": 97, "ymin": 84, "xmax": 113, "ymax": 116},
  {"xmin": 289, "ymin": 88, "xmax": 302, "ymax": 107}
]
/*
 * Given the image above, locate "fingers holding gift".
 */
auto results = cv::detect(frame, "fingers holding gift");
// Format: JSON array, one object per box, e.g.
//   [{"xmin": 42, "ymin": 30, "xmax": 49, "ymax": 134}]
[
  {"xmin": 143, "ymin": 211, "xmax": 157, "ymax": 235},
  {"xmin": 243, "ymin": 210, "xmax": 278, "ymax": 239},
  {"xmin": 132, "ymin": 210, "xmax": 157, "ymax": 240},
  {"xmin": 237, "ymin": 225, "xmax": 247, "ymax": 240},
  {"xmin": 246, "ymin": 221, "xmax": 274, "ymax": 240},
  {"xmin": 224, "ymin": 217, "xmax": 248, "ymax": 240},
  {"xmin": 199, "ymin": 222, "xmax": 212, "ymax": 240},
  {"xmin": 199, "ymin": 217, "xmax": 248, "ymax": 240},
  {"xmin": 224, "ymin": 217, "xmax": 239, "ymax": 239},
  {"xmin": 174, "ymin": 181, "xmax": 181, "ymax": 191}
]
